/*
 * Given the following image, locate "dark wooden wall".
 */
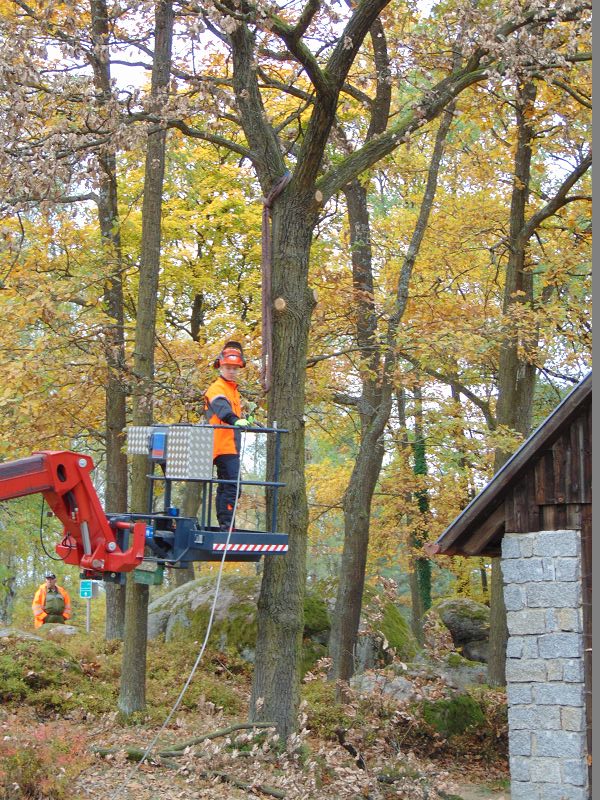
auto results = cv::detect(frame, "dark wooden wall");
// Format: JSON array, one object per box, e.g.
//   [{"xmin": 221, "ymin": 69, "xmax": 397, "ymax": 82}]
[{"xmin": 504, "ymin": 401, "xmax": 591, "ymax": 535}]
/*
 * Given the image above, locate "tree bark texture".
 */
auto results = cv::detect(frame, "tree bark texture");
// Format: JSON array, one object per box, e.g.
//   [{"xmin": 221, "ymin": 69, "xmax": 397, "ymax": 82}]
[
  {"xmin": 330, "ymin": 420, "xmax": 387, "ymax": 682},
  {"xmin": 326, "ymin": 20, "xmax": 392, "ymax": 685},
  {"xmin": 249, "ymin": 202, "xmax": 316, "ymax": 741},
  {"xmin": 328, "ymin": 179, "xmax": 388, "ymax": 685},
  {"xmin": 411, "ymin": 384, "xmax": 432, "ymax": 613},
  {"xmin": 89, "ymin": 0, "xmax": 129, "ymax": 640},
  {"xmin": 494, "ymin": 81, "xmax": 539, "ymax": 466},
  {"xmin": 173, "ymin": 483, "xmax": 202, "ymax": 586},
  {"xmin": 409, "ymin": 570, "xmax": 425, "ymax": 645},
  {"xmin": 119, "ymin": 0, "xmax": 173, "ymax": 715},
  {"xmin": 488, "ymin": 557, "xmax": 508, "ymax": 685},
  {"xmin": 118, "ymin": 576, "xmax": 150, "ymax": 713},
  {"xmin": 395, "ymin": 389, "xmax": 425, "ymax": 644},
  {"xmin": 0, "ymin": 554, "xmax": 16, "ymax": 625},
  {"xmin": 488, "ymin": 81, "xmax": 537, "ymax": 687}
]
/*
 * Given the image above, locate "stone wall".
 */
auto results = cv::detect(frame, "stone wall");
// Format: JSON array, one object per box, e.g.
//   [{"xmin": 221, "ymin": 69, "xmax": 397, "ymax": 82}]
[{"xmin": 502, "ymin": 530, "xmax": 589, "ymax": 800}]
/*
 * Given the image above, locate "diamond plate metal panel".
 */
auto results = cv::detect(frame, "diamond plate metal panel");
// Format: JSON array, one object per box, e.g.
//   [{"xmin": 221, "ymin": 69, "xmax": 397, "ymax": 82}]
[
  {"xmin": 165, "ymin": 425, "xmax": 214, "ymax": 480},
  {"xmin": 127, "ymin": 426, "xmax": 152, "ymax": 455}
]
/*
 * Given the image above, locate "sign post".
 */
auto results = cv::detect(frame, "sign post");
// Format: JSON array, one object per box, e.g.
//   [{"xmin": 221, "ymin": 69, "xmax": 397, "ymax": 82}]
[{"xmin": 79, "ymin": 579, "xmax": 93, "ymax": 633}]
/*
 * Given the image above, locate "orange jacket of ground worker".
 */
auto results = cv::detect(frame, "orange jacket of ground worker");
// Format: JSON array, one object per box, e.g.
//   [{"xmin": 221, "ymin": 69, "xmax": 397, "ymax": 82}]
[
  {"xmin": 32, "ymin": 583, "xmax": 72, "ymax": 628},
  {"xmin": 204, "ymin": 375, "xmax": 243, "ymax": 458}
]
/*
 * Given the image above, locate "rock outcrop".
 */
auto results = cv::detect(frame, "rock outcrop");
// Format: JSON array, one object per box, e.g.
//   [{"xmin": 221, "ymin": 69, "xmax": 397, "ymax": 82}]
[{"xmin": 434, "ymin": 598, "xmax": 490, "ymax": 663}]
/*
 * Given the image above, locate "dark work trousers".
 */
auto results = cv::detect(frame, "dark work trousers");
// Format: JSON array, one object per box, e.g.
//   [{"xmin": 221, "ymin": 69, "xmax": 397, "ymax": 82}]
[{"xmin": 215, "ymin": 454, "xmax": 241, "ymax": 529}]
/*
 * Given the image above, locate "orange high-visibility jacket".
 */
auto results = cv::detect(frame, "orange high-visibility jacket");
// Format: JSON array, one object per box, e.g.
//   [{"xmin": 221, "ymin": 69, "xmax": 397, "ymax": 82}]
[
  {"xmin": 32, "ymin": 584, "xmax": 72, "ymax": 628},
  {"xmin": 204, "ymin": 375, "xmax": 242, "ymax": 458}
]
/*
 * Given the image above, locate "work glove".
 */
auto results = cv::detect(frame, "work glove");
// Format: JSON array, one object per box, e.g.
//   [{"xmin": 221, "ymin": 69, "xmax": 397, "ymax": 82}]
[
  {"xmin": 234, "ymin": 418, "xmax": 250, "ymax": 427},
  {"xmin": 244, "ymin": 401, "xmax": 258, "ymax": 426}
]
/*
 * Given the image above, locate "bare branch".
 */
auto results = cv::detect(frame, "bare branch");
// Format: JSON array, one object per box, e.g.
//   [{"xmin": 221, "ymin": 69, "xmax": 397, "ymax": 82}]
[
  {"xmin": 401, "ymin": 356, "xmax": 497, "ymax": 431},
  {"xmin": 265, "ymin": 13, "xmax": 332, "ymax": 98},
  {"xmin": 548, "ymin": 78, "xmax": 592, "ymax": 109},
  {"xmin": 307, "ymin": 346, "xmax": 368, "ymax": 367},
  {"xmin": 122, "ymin": 111, "xmax": 253, "ymax": 159},
  {"xmin": 2, "ymin": 192, "xmax": 98, "ymax": 205},
  {"xmin": 318, "ymin": 65, "xmax": 487, "ymax": 202},
  {"xmin": 292, "ymin": 0, "xmax": 321, "ymax": 40},
  {"xmin": 326, "ymin": 0, "xmax": 391, "ymax": 88},
  {"xmin": 519, "ymin": 152, "xmax": 592, "ymax": 244}
]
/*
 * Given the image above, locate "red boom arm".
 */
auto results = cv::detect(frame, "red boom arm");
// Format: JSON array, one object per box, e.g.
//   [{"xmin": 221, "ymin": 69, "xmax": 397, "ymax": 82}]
[{"xmin": 0, "ymin": 451, "xmax": 145, "ymax": 573}]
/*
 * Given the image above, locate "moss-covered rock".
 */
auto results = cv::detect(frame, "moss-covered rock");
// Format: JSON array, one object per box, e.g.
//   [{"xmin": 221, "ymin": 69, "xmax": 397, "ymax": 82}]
[
  {"xmin": 0, "ymin": 632, "xmax": 138, "ymax": 716},
  {"xmin": 380, "ymin": 603, "xmax": 419, "ymax": 661},
  {"xmin": 148, "ymin": 574, "xmax": 331, "ymax": 673},
  {"xmin": 38, "ymin": 624, "xmax": 79, "ymax": 639},
  {"xmin": 350, "ymin": 671, "xmax": 417, "ymax": 703},
  {"xmin": 434, "ymin": 598, "xmax": 490, "ymax": 661},
  {"xmin": 352, "ymin": 598, "xmax": 421, "ymax": 671},
  {"xmin": 303, "ymin": 592, "xmax": 330, "ymax": 640},
  {"xmin": 148, "ymin": 574, "xmax": 259, "ymax": 653},
  {"xmin": 420, "ymin": 693, "xmax": 486, "ymax": 737}
]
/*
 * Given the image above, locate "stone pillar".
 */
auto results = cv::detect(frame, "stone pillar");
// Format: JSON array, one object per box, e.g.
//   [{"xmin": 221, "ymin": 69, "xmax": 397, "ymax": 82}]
[{"xmin": 502, "ymin": 530, "xmax": 589, "ymax": 800}]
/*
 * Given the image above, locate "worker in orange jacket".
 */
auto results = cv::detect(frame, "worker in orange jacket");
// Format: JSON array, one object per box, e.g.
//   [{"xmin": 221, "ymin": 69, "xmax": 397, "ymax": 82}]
[
  {"xmin": 32, "ymin": 573, "xmax": 72, "ymax": 628},
  {"xmin": 204, "ymin": 341, "xmax": 251, "ymax": 531}
]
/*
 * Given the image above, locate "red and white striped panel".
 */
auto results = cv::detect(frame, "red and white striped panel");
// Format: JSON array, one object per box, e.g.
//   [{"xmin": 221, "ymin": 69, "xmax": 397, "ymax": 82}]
[{"xmin": 213, "ymin": 543, "xmax": 288, "ymax": 553}]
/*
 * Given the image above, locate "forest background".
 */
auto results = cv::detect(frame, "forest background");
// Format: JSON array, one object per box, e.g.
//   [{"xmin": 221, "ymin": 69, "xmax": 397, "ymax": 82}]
[{"xmin": 0, "ymin": 0, "xmax": 591, "ymax": 754}]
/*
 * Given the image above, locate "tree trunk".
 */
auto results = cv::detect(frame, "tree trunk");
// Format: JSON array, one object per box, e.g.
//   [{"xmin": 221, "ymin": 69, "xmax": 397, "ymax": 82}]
[
  {"xmin": 409, "ymin": 570, "xmax": 425, "ymax": 645},
  {"xmin": 411, "ymin": 385, "xmax": 432, "ymax": 622},
  {"xmin": 174, "ymin": 565, "xmax": 195, "ymax": 587},
  {"xmin": 105, "ymin": 579, "xmax": 127, "ymax": 638},
  {"xmin": 118, "ymin": 0, "xmax": 173, "ymax": 715},
  {"xmin": 390, "ymin": 105, "xmax": 455, "ymax": 639},
  {"xmin": 328, "ymin": 19, "xmax": 392, "ymax": 685},
  {"xmin": 480, "ymin": 564, "xmax": 489, "ymax": 599},
  {"xmin": 488, "ymin": 558, "xmax": 508, "ymax": 683},
  {"xmin": 330, "ymin": 420, "xmax": 387, "ymax": 682},
  {"xmin": 494, "ymin": 82, "xmax": 539, "ymax": 464},
  {"xmin": 329, "ymin": 98, "xmax": 454, "ymax": 682},
  {"xmin": 237, "ymin": 1, "xmax": 455, "ymax": 738},
  {"xmin": 329, "ymin": 179, "xmax": 389, "ymax": 685},
  {"xmin": 89, "ymin": 0, "xmax": 129, "ymax": 640},
  {"xmin": 173, "ymin": 483, "xmax": 201, "ymax": 586},
  {"xmin": 394, "ymin": 389, "xmax": 424, "ymax": 644},
  {"xmin": 249, "ymin": 202, "xmax": 316, "ymax": 741},
  {"xmin": 408, "ymin": 385, "xmax": 433, "ymax": 643},
  {"xmin": 488, "ymin": 80, "xmax": 537, "ymax": 687},
  {"xmin": 0, "ymin": 554, "xmax": 16, "ymax": 625}
]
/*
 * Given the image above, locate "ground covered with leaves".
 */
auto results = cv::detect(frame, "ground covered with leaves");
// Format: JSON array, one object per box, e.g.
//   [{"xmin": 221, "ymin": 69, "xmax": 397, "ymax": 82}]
[{"xmin": 0, "ymin": 632, "xmax": 509, "ymax": 799}]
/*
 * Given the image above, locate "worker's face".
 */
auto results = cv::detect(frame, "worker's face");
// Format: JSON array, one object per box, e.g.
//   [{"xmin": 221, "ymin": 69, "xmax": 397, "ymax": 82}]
[
  {"xmin": 220, "ymin": 364, "xmax": 240, "ymax": 382},
  {"xmin": 46, "ymin": 577, "xmax": 57, "ymax": 587}
]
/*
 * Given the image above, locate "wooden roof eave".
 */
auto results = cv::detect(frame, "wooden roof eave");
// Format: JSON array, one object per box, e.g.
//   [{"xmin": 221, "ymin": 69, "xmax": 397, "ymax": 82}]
[
  {"xmin": 440, "ymin": 504, "xmax": 506, "ymax": 557},
  {"xmin": 433, "ymin": 372, "xmax": 592, "ymax": 557}
]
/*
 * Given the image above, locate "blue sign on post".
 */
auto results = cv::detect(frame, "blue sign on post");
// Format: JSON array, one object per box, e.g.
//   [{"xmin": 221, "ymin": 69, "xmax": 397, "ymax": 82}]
[{"xmin": 79, "ymin": 579, "xmax": 93, "ymax": 599}]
